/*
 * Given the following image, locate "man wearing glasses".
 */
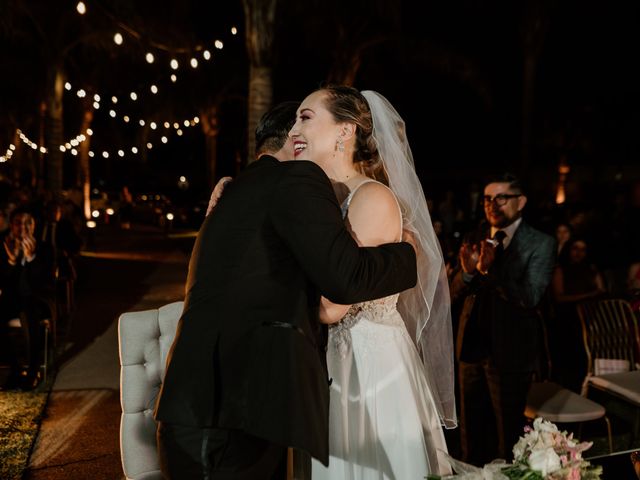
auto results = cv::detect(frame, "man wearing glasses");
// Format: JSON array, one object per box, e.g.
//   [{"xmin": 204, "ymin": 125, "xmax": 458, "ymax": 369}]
[{"xmin": 451, "ymin": 173, "xmax": 556, "ymax": 466}]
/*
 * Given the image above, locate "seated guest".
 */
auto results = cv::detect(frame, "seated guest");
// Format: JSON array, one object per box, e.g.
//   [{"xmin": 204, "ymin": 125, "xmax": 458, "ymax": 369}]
[
  {"xmin": 549, "ymin": 237, "xmax": 606, "ymax": 392},
  {"xmin": 0, "ymin": 208, "xmax": 54, "ymax": 390},
  {"xmin": 555, "ymin": 221, "xmax": 572, "ymax": 258}
]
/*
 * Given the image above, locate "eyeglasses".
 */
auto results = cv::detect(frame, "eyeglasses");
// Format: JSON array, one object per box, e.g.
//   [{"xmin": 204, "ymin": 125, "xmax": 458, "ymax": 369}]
[{"xmin": 483, "ymin": 194, "xmax": 521, "ymax": 206}]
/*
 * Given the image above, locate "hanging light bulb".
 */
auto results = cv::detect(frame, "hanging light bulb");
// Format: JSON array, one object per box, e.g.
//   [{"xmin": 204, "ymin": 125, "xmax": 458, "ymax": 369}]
[
  {"xmin": 130, "ymin": 92, "xmax": 138, "ymax": 101},
  {"xmin": 190, "ymin": 58, "xmax": 198, "ymax": 68},
  {"xmin": 114, "ymin": 33, "xmax": 124, "ymax": 45},
  {"xmin": 150, "ymin": 85, "xmax": 158, "ymax": 94},
  {"xmin": 203, "ymin": 50, "xmax": 211, "ymax": 60},
  {"xmin": 231, "ymin": 26, "xmax": 237, "ymax": 35},
  {"xmin": 109, "ymin": 110, "xmax": 117, "ymax": 118},
  {"xmin": 170, "ymin": 59, "xmax": 179, "ymax": 70},
  {"xmin": 215, "ymin": 40, "xmax": 223, "ymax": 49},
  {"xmin": 161, "ymin": 136, "xmax": 168, "ymax": 144},
  {"xmin": 170, "ymin": 74, "xmax": 177, "ymax": 83},
  {"xmin": 145, "ymin": 52, "xmax": 155, "ymax": 64},
  {"xmin": 64, "ymin": 82, "xmax": 72, "ymax": 91},
  {"xmin": 111, "ymin": 96, "xmax": 118, "ymax": 103},
  {"xmin": 131, "ymin": 146, "xmax": 138, "ymax": 154},
  {"xmin": 150, "ymin": 122, "xmax": 157, "ymax": 130},
  {"xmin": 76, "ymin": 2, "xmax": 86, "ymax": 15}
]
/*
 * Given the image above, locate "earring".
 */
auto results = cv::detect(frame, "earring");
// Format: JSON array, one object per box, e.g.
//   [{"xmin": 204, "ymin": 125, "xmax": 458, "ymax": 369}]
[{"xmin": 336, "ymin": 137, "xmax": 345, "ymax": 153}]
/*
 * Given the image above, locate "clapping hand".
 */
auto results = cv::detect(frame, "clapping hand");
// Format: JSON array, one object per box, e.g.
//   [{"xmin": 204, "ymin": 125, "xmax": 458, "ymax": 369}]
[
  {"xmin": 206, "ymin": 176, "xmax": 233, "ymax": 216},
  {"xmin": 458, "ymin": 242, "xmax": 479, "ymax": 274},
  {"xmin": 459, "ymin": 240, "xmax": 499, "ymax": 275},
  {"xmin": 476, "ymin": 239, "xmax": 497, "ymax": 274},
  {"xmin": 21, "ymin": 232, "xmax": 36, "ymax": 262},
  {"xmin": 4, "ymin": 236, "xmax": 21, "ymax": 266}
]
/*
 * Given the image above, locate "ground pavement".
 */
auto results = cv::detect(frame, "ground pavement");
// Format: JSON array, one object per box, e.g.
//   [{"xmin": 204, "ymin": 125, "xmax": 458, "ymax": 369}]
[{"xmin": 23, "ymin": 223, "xmax": 192, "ymax": 480}]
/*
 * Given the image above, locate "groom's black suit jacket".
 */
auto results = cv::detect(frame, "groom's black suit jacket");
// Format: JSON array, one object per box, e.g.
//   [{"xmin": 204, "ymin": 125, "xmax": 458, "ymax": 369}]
[
  {"xmin": 451, "ymin": 221, "xmax": 556, "ymax": 372},
  {"xmin": 154, "ymin": 156, "xmax": 417, "ymax": 464}
]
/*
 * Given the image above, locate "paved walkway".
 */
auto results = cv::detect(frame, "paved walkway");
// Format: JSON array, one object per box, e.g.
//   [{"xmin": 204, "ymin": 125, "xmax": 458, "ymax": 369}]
[{"xmin": 23, "ymin": 224, "xmax": 191, "ymax": 479}]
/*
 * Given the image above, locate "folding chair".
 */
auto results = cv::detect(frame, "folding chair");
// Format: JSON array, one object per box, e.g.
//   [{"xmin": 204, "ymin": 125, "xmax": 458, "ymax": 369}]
[{"xmin": 578, "ymin": 298, "xmax": 640, "ymax": 448}]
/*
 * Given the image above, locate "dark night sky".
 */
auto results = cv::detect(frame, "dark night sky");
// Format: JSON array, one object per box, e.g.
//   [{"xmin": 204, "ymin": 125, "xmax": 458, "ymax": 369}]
[{"xmin": 1, "ymin": 0, "xmax": 638, "ymax": 203}]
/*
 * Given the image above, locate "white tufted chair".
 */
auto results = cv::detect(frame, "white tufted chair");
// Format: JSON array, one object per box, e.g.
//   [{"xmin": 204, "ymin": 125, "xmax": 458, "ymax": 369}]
[{"xmin": 118, "ymin": 301, "xmax": 184, "ymax": 480}]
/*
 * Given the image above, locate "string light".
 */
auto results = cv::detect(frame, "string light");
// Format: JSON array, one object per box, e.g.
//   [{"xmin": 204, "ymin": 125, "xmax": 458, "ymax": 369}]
[
  {"xmin": 231, "ymin": 26, "xmax": 237, "ymax": 35},
  {"xmin": 190, "ymin": 58, "xmax": 198, "ymax": 68},
  {"xmin": 214, "ymin": 40, "xmax": 223, "ymax": 49},
  {"xmin": 65, "ymin": 82, "xmax": 72, "ymax": 91},
  {"xmin": 170, "ymin": 59, "xmax": 179, "ymax": 70},
  {"xmin": 150, "ymin": 85, "xmax": 158, "ymax": 94},
  {"xmin": 6, "ymin": 129, "xmax": 90, "ymax": 157},
  {"xmin": 76, "ymin": 2, "xmax": 86, "ymax": 15},
  {"xmin": 111, "ymin": 96, "xmax": 118, "ymax": 103},
  {"xmin": 145, "ymin": 52, "xmax": 155, "ymax": 64},
  {"xmin": 203, "ymin": 50, "xmax": 211, "ymax": 60},
  {"xmin": 130, "ymin": 92, "xmax": 138, "ymax": 101},
  {"xmin": 170, "ymin": 74, "xmax": 177, "ymax": 83},
  {"xmin": 113, "ymin": 33, "xmax": 124, "ymax": 45}
]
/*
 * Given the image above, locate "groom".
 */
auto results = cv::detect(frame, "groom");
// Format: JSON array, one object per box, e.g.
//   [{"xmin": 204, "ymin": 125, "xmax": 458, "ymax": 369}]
[{"xmin": 155, "ymin": 101, "xmax": 418, "ymax": 480}]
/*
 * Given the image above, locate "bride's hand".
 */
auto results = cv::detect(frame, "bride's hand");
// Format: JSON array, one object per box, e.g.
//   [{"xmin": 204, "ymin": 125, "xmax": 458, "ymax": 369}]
[
  {"xmin": 319, "ymin": 297, "xmax": 351, "ymax": 324},
  {"xmin": 206, "ymin": 177, "xmax": 233, "ymax": 216}
]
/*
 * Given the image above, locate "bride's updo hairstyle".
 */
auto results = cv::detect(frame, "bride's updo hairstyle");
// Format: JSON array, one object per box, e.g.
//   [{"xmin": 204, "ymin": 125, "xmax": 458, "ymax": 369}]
[{"xmin": 320, "ymin": 85, "xmax": 389, "ymax": 185}]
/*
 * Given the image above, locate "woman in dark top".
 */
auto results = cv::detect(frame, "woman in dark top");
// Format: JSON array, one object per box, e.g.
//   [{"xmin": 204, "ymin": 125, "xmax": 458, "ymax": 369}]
[{"xmin": 549, "ymin": 237, "xmax": 606, "ymax": 391}]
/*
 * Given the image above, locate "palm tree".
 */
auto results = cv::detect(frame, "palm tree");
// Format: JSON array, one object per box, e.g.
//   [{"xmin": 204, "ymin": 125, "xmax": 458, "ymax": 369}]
[{"xmin": 242, "ymin": 0, "xmax": 277, "ymax": 163}]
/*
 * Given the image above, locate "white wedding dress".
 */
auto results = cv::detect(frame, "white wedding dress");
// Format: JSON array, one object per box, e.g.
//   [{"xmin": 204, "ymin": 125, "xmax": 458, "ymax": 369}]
[{"xmin": 311, "ymin": 182, "xmax": 450, "ymax": 480}]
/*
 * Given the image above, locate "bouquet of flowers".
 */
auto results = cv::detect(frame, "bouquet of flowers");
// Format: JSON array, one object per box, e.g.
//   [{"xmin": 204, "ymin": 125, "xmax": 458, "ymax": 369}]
[{"xmin": 429, "ymin": 418, "xmax": 602, "ymax": 480}]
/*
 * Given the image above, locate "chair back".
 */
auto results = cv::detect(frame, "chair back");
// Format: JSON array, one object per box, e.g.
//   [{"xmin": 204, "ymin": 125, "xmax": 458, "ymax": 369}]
[
  {"xmin": 118, "ymin": 301, "xmax": 183, "ymax": 480},
  {"xmin": 577, "ymin": 299, "xmax": 640, "ymax": 377}
]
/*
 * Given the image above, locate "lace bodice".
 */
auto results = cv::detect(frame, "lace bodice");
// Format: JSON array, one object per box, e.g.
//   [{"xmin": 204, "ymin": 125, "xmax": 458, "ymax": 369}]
[{"xmin": 329, "ymin": 294, "xmax": 406, "ymax": 358}]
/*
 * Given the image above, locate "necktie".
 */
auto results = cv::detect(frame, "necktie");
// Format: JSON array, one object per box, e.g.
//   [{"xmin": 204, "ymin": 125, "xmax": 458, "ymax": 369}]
[{"xmin": 493, "ymin": 230, "xmax": 506, "ymax": 258}]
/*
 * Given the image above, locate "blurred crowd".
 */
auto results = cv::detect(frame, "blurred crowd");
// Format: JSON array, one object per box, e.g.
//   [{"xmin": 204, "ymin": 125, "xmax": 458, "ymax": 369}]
[{"xmin": 0, "ymin": 180, "xmax": 83, "ymax": 390}]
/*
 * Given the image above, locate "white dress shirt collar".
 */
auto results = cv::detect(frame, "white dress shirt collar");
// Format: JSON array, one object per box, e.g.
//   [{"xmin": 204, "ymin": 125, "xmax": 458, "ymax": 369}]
[{"xmin": 491, "ymin": 217, "xmax": 522, "ymax": 250}]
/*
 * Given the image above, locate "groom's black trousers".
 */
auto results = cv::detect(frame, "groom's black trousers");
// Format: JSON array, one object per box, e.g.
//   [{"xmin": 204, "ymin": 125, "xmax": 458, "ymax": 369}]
[{"xmin": 157, "ymin": 422, "xmax": 287, "ymax": 479}]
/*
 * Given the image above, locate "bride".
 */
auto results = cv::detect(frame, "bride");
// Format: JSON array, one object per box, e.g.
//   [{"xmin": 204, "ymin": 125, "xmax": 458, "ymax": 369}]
[{"xmin": 289, "ymin": 86, "xmax": 456, "ymax": 479}]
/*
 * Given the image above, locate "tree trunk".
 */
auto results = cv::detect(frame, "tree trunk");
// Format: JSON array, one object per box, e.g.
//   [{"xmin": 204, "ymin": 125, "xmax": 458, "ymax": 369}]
[
  {"xmin": 201, "ymin": 105, "xmax": 220, "ymax": 190},
  {"xmin": 521, "ymin": 54, "xmax": 536, "ymax": 177},
  {"xmin": 45, "ymin": 65, "xmax": 65, "ymax": 194},
  {"xmin": 247, "ymin": 65, "xmax": 272, "ymax": 162},
  {"xmin": 243, "ymin": 0, "xmax": 277, "ymax": 164},
  {"xmin": 78, "ymin": 107, "xmax": 94, "ymax": 219}
]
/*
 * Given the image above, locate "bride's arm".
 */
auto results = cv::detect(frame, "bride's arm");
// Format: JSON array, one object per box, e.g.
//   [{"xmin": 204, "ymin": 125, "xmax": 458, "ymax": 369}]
[{"xmin": 318, "ymin": 182, "xmax": 403, "ymax": 324}]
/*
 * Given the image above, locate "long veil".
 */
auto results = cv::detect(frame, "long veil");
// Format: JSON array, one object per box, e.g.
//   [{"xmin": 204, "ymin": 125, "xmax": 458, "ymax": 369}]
[{"xmin": 362, "ymin": 90, "xmax": 457, "ymax": 429}]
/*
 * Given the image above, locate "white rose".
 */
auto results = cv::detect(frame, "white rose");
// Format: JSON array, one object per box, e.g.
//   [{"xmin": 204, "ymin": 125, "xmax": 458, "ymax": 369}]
[
  {"xmin": 513, "ymin": 437, "xmax": 527, "ymax": 460},
  {"xmin": 534, "ymin": 417, "xmax": 559, "ymax": 434},
  {"xmin": 528, "ymin": 447, "xmax": 561, "ymax": 476}
]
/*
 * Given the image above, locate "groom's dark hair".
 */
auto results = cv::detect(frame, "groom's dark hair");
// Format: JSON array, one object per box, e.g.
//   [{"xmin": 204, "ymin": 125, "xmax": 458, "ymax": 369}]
[{"xmin": 255, "ymin": 101, "xmax": 299, "ymax": 157}]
